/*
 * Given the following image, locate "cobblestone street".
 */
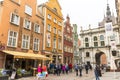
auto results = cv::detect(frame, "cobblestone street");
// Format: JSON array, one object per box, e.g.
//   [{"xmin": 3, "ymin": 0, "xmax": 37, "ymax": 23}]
[
  {"xmin": 16, "ymin": 70, "xmax": 120, "ymax": 80},
  {"xmin": 17, "ymin": 70, "xmax": 95, "ymax": 80}
]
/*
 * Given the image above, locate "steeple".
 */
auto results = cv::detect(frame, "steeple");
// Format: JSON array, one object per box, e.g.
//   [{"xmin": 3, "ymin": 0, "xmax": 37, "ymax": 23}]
[
  {"xmin": 66, "ymin": 14, "xmax": 70, "ymax": 23},
  {"xmin": 106, "ymin": 0, "xmax": 112, "ymax": 22}
]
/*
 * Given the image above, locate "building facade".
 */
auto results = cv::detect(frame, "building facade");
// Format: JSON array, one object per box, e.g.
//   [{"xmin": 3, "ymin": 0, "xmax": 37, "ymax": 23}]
[
  {"xmin": 63, "ymin": 15, "xmax": 73, "ymax": 64},
  {"xmin": 38, "ymin": 0, "xmax": 63, "ymax": 64},
  {"xmin": 73, "ymin": 24, "xmax": 80, "ymax": 64},
  {"xmin": 79, "ymin": 4, "xmax": 120, "ymax": 68},
  {"xmin": 0, "ymin": 0, "xmax": 45, "ymax": 69}
]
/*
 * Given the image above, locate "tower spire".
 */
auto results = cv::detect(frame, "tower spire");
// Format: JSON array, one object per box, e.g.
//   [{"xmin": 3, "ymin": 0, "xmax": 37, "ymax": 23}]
[{"xmin": 106, "ymin": 0, "xmax": 111, "ymax": 22}]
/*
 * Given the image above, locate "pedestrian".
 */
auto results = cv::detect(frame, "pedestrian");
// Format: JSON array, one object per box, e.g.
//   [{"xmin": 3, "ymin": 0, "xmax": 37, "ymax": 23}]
[
  {"xmin": 37, "ymin": 63, "xmax": 42, "ymax": 80},
  {"xmin": 62, "ymin": 63, "xmax": 66, "ymax": 74},
  {"xmin": 98, "ymin": 65, "xmax": 102, "ymax": 77},
  {"xmin": 94, "ymin": 65, "xmax": 100, "ymax": 80},
  {"xmin": 56, "ymin": 63, "xmax": 61, "ymax": 76},
  {"xmin": 78, "ymin": 64, "xmax": 83, "ymax": 76},
  {"xmin": 37, "ymin": 63, "xmax": 42, "ymax": 74},
  {"xmin": 85, "ymin": 64, "xmax": 89, "ymax": 74},
  {"xmin": 42, "ymin": 64, "xmax": 48, "ymax": 78},
  {"xmin": 65, "ymin": 63, "xmax": 69, "ymax": 74},
  {"xmin": 69, "ymin": 63, "xmax": 73, "ymax": 72},
  {"xmin": 53, "ymin": 63, "xmax": 57, "ymax": 75},
  {"xmin": 75, "ymin": 64, "xmax": 79, "ymax": 76}
]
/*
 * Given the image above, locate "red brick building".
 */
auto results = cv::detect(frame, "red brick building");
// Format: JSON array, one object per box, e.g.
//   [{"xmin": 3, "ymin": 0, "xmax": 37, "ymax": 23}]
[{"xmin": 63, "ymin": 15, "xmax": 73, "ymax": 64}]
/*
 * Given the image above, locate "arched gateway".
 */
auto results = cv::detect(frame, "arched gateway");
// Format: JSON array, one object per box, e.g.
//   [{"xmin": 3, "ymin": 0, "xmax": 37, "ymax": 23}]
[{"xmin": 95, "ymin": 51, "xmax": 107, "ymax": 65}]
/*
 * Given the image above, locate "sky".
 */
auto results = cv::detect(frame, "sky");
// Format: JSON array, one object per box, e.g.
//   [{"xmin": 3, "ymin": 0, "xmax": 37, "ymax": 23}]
[
  {"xmin": 0, "ymin": 0, "xmax": 116, "ymax": 33},
  {"xmin": 37, "ymin": 0, "xmax": 117, "ymax": 33}
]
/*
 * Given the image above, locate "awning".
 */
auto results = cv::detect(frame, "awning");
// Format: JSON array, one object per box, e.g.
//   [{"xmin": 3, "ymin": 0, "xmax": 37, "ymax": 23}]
[{"xmin": 2, "ymin": 50, "xmax": 51, "ymax": 60}]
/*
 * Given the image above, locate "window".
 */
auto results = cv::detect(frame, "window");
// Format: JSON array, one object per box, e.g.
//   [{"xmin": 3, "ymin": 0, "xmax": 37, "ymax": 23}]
[
  {"xmin": 47, "ymin": 14, "xmax": 51, "ymax": 20},
  {"xmin": 7, "ymin": 31, "xmax": 18, "ymax": 47},
  {"xmin": 53, "ymin": 27, "xmax": 57, "ymax": 34},
  {"xmin": 86, "ymin": 52, "xmax": 90, "ymax": 57},
  {"xmin": 94, "ymin": 36, "xmax": 98, "ymax": 47},
  {"xmin": 58, "ymin": 21, "xmax": 60, "ymax": 26},
  {"xmin": 46, "ymin": 33, "xmax": 51, "ymax": 47},
  {"xmin": 58, "ymin": 30, "xmax": 61, "ymax": 36},
  {"xmin": 53, "ymin": 18, "xmax": 57, "ymax": 23},
  {"xmin": 47, "ymin": 24, "xmax": 51, "ymax": 31},
  {"xmin": 24, "ymin": 19, "xmax": 31, "ymax": 29},
  {"xmin": 53, "ymin": 37, "xmax": 56, "ymax": 48},
  {"xmin": 25, "ymin": 5, "xmax": 32, "ymax": 16},
  {"xmin": 10, "ymin": 13, "xmax": 20, "ymax": 25},
  {"xmin": 67, "ymin": 27, "xmax": 70, "ymax": 33},
  {"xmin": 34, "ymin": 23, "xmax": 40, "ymax": 33},
  {"xmin": 33, "ymin": 38, "xmax": 39, "ymax": 51},
  {"xmin": 85, "ymin": 37, "xmax": 89, "ymax": 47},
  {"xmin": 58, "ymin": 38, "xmax": 61, "ymax": 50},
  {"xmin": 22, "ymin": 35, "xmax": 30, "ymax": 49},
  {"xmin": 47, "ymin": 42, "xmax": 51, "ymax": 47},
  {"xmin": 100, "ymin": 35, "xmax": 105, "ymax": 46},
  {"xmin": 53, "ymin": 8, "xmax": 57, "ymax": 12}
]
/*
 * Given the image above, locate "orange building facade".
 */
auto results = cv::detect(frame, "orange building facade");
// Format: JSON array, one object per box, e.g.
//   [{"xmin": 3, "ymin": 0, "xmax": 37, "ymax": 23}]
[
  {"xmin": 0, "ymin": 0, "xmax": 45, "ymax": 69},
  {"xmin": 38, "ymin": 0, "xmax": 64, "ymax": 64}
]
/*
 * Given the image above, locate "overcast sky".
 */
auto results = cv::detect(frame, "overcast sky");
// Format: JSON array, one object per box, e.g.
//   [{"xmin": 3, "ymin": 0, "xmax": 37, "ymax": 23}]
[
  {"xmin": 37, "ymin": 0, "xmax": 116, "ymax": 33},
  {"xmin": 0, "ymin": 0, "xmax": 116, "ymax": 33}
]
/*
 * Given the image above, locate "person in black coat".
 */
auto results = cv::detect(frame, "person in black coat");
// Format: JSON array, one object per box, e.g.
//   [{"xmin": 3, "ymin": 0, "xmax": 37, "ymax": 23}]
[
  {"xmin": 78, "ymin": 64, "xmax": 83, "ymax": 76},
  {"xmin": 85, "ymin": 64, "xmax": 89, "ymax": 74},
  {"xmin": 94, "ymin": 65, "xmax": 100, "ymax": 80}
]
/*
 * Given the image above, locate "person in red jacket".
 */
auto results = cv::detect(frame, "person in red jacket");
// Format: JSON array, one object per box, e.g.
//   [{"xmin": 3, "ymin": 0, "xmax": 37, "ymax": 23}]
[
  {"xmin": 42, "ymin": 64, "xmax": 48, "ymax": 77},
  {"xmin": 69, "ymin": 63, "xmax": 73, "ymax": 72}
]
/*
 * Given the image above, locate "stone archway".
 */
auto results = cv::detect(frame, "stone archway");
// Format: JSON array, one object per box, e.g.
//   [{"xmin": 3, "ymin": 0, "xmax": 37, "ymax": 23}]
[
  {"xmin": 100, "ymin": 54, "xmax": 107, "ymax": 65},
  {"xmin": 95, "ymin": 51, "xmax": 107, "ymax": 65}
]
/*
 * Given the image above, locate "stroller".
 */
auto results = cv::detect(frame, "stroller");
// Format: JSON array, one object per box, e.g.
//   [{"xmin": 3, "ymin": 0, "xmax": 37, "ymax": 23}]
[{"xmin": 36, "ymin": 72, "xmax": 48, "ymax": 80}]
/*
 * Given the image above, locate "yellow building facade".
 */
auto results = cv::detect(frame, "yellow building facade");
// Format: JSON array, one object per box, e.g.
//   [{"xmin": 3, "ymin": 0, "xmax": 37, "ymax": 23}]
[{"xmin": 38, "ymin": 0, "xmax": 64, "ymax": 63}]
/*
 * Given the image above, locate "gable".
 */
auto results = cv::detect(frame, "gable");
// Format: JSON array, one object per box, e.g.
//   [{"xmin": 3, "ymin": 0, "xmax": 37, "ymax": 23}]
[{"xmin": 46, "ymin": 0, "xmax": 62, "ymax": 17}]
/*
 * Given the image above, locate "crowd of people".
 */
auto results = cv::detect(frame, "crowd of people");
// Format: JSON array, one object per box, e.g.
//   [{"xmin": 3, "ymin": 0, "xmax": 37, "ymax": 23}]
[
  {"xmin": 47, "ymin": 62, "xmax": 73, "ymax": 76},
  {"xmin": 37, "ymin": 62, "xmax": 106, "ymax": 80}
]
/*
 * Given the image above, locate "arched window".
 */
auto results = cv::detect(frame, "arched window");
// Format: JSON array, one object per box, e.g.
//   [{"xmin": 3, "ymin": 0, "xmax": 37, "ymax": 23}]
[
  {"xmin": 100, "ymin": 35, "xmax": 105, "ymax": 46},
  {"xmin": 85, "ymin": 37, "xmax": 89, "ymax": 47},
  {"xmin": 93, "ymin": 36, "xmax": 98, "ymax": 47}
]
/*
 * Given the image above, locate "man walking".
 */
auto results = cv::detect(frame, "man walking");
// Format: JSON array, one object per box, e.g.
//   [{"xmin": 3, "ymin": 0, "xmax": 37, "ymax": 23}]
[
  {"xmin": 78, "ymin": 64, "xmax": 83, "ymax": 76},
  {"xmin": 94, "ymin": 65, "xmax": 100, "ymax": 80},
  {"xmin": 75, "ymin": 64, "xmax": 79, "ymax": 76}
]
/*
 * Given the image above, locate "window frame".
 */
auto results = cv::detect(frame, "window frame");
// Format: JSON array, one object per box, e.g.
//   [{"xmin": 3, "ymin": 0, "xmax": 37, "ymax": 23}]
[
  {"xmin": 47, "ymin": 14, "xmax": 51, "ymax": 20},
  {"xmin": 100, "ymin": 35, "xmax": 105, "ymax": 46},
  {"xmin": 25, "ymin": 5, "xmax": 32, "ymax": 16},
  {"xmin": 23, "ymin": 18, "xmax": 31, "ymax": 30},
  {"xmin": 33, "ymin": 38, "xmax": 40, "ymax": 51},
  {"xmin": 47, "ymin": 24, "xmax": 51, "ymax": 32},
  {"xmin": 21, "ymin": 34, "xmax": 30, "ymax": 49},
  {"xmin": 7, "ymin": 30, "xmax": 18, "ymax": 47},
  {"xmin": 34, "ymin": 23, "xmax": 40, "ymax": 33},
  {"xmin": 53, "ymin": 37, "xmax": 56, "ymax": 49},
  {"xmin": 93, "ymin": 36, "xmax": 98, "ymax": 47},
  {"xmin": 10, "ymin": 13, "xmax": 20, "ymax": 25},
  {"xmin": 85, "ymin": 37, "xmax": 89, "ymax": 47},
  {"xmin": 86, "ymin": 52, "xmax": 90, "ymax": 57}
]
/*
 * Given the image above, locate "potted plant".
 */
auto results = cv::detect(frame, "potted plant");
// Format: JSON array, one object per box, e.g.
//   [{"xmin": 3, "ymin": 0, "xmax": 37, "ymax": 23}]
[
  {"xmin": 16, "ymin": 68, "xmax": 22, "ymax": 79},
  {"xmin": 0, "ymin": 69, "xmax": 9, "ymax": 80}
]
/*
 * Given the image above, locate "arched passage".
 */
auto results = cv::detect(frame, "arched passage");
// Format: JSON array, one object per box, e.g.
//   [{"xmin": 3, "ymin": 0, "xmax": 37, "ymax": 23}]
[{"xmin": 95, "ymin": 51, "xmax": 107, "ymax": 65}]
